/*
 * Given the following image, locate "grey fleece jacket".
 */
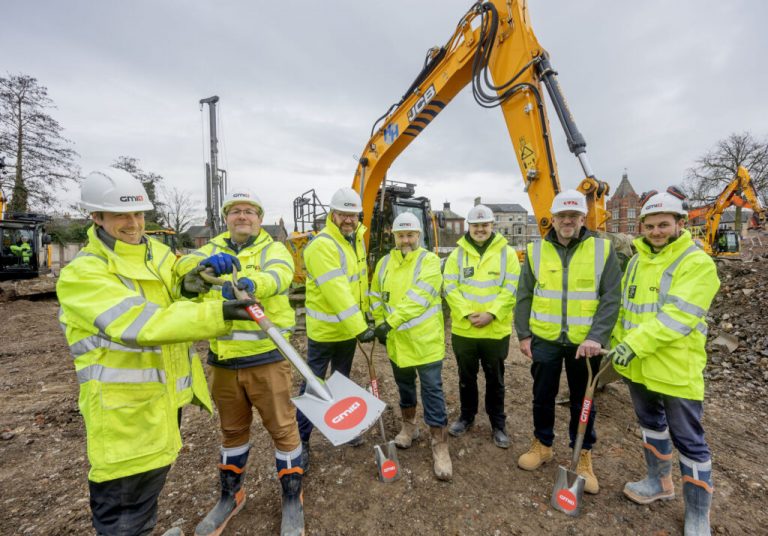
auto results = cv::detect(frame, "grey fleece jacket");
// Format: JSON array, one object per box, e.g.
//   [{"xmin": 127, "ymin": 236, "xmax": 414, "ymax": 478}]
[{"xmin": 513, "ymin": 227, "xmax": 621, "ymax": 347}]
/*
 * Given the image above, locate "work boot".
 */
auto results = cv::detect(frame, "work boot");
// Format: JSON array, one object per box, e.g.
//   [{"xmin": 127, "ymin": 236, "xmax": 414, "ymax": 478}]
[
  {"xmin": 276, "ymin": 446, "xmax": 305, "ymax": 536},
  {"xmin": 517, "ymin": 438, "xmax": 553, "ymax": 471},
  {"xmin": 680, "ymin": 456, "xmax": 713, "ymax": 536},
  {"xmin": 279, "ymin": 473, "xmax": 305, "ymax": 536},
  {"xmin": 448, "ymin": 417, "xmax": 473, "ymax": 437},
  {"xmin": 195, "ymin": 446, "xmax": 249, "ymax": 536},
  {"xmin": 576, "ymin": 449, "xmax": 599, "ymax": 494},
  {"xmin": 430, "ymin": 426, "xmax": 453, "ymax": 481},
  {"xmin": 623, "ymin": 428, "xmax": 675, "ymax": 504},
  {"xmin": 300, "ymin": 440, "xmax": 310, "ymax": 474},
  {"xmin": 492, "ymin": 427, "xmax": 510, "ymax": 449},
  {"xmin": 394, "ymin": 406, "xmax": 420, "ymax": 449}
]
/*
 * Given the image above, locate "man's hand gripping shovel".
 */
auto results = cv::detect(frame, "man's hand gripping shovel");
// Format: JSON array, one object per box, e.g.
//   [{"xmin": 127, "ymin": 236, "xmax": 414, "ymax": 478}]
[
  {"xmin": 550, "ymin": 349, "xmax": 611, "ymax": 517},
  {"xmin": 200, "ymin": 268, "xmax": 385, "ymax": 446},
  {"xmin": 357, "ymin": 340, "xmax": 401, "ymax": 483}
]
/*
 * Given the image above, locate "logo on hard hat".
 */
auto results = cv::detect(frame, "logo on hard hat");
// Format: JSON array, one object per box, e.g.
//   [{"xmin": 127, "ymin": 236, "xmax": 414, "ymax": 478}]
[
  {"xmin": 645, "ymin": 203, "xmax": 663, "ymax": 210},
  {"xmin": 324, "ymin": 396, "xmax": 367, "ymax": 430},
  {"xmin": 563, "ymin": 200, "xmax": 578, "ymax": 206},
  {"xmin": 233, "ymin": 193, "xmax": 249, "ymax": 198},
  {"xmin": 344, "ymin": 202, "xmax": 356, "ymax": 207},
  {"xmin": 120, "ymin": 195, "xmax": 145, "ymax": 202}
]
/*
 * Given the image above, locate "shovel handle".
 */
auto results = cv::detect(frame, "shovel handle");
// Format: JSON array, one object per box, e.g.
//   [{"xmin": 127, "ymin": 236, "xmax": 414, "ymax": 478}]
[{"xmin": 570, "ymin": 349, "xmax": 612, "ymax": 470}]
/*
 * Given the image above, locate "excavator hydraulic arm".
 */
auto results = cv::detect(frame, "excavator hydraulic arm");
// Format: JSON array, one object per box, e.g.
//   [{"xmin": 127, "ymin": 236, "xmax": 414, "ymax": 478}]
[{"xmin": 352, "ymin": 0, "xmax": 609, "ymax": 243}]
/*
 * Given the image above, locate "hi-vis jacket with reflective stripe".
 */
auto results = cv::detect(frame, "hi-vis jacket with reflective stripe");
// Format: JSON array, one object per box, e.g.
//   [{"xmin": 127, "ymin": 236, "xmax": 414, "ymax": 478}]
[
  {"xmin": 304, "ymin": 215, "xmax": 369, "ymax": 342},
  {"xmin": 520, "ymin": 229, "xmax": 617, "ymax": 345},
  {"xmin": 611, "ymin": 230, "xmax": 720, "ymax": 400},
  {"xmin": 175, "ymin": 230, "xmax": 295, "ymax": 363},
  {"xmin": 371, "ymin": 247, "xmax": 444, "ymax": 368},
  {"xmin": 444, "ymin": 234, "xmax": 520, "ymax": 339},
  {"xmin": 57, "ymin": 225, "xmax": 229, "ymax": 483}
]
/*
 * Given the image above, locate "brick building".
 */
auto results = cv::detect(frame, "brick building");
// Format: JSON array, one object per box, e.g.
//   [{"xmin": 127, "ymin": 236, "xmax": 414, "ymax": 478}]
[{"xmin": 607, "ymin": 171, "xmax": 641, "ymax": 234}]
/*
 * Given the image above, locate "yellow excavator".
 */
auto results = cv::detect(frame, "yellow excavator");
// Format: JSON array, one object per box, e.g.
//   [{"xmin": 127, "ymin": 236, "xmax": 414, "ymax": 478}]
[
  {"xmin": 288, "ymin": 0, "xmax": 617, "ymax": 283},
  {"xmin": 686, "ymin": 166, "xmax": 765, "ymax": 257},
  {"xmin": 353, "ymin": 0, "xmax": 611, "ymax": 243}
]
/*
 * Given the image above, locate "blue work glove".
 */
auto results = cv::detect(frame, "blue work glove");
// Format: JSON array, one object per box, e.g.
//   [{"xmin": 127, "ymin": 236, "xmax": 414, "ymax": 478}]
[
  {"xmin": 221, "ymin": 278, "xmax": 256, "ymax": 300},
  {"xmin": 608, "ymin": 342, "xmax": 636, "ymax": 367},
  {"xmin": 374, "ymin": 322, "xmax": 392, "ymax": 345},
  {"xmin": 200, "ymin": 253, "xmax": 241, "ymax": 276}
]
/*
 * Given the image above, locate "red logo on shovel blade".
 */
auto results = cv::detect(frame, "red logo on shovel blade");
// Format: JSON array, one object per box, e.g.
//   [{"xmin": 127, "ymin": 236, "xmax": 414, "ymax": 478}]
[
  {"xmin": 324, "ymin": 396, "xmax": 367, "ymax": 430},
  {"xmin": 381, "ymin": 460, "xmax": 398, "ymax": 477},
  {"xmin": 556, "ymin": 489, "xmax": 578, "ymax": 511}
]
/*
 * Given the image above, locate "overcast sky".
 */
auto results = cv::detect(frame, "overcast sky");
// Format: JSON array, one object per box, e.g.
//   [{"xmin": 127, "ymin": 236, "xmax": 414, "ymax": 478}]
[{"xmin": 4, "ymin": 0, "xmax": 767, "ymax": 225}]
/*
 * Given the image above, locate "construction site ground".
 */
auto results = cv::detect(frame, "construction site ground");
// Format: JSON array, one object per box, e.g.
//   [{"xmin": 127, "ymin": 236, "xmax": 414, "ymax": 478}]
[{"xmin": 2, "ymin": 257, "xmax": 768, "ymax": 535}]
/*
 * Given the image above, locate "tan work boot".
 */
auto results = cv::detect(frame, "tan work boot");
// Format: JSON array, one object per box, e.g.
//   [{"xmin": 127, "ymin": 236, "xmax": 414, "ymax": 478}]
[
  {"xmin": 577, "ymin": 449, "xmax": 599, "ymax": 494},
  {"xmin": 394, "ymin": 406, "xmax": 420, "ymax": 449},
  {"xmin": 517, "ymin": 438, "xmax": 553, "ymax": 471},
  {"xmin": 430, "ymin": 426, "xmax": 453, "ymax": 481}
]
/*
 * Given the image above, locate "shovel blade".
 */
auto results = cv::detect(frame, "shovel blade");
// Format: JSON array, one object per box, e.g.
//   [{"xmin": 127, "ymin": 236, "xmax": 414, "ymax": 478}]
[
  {"xmin": 292, "ymin": 372, "xmax": 386, "ymax": 446},
  {"xmin": 551, "ymin": 465, "xmax": 586, "ymax": 516},
  {"xmin": 374, "ymin": 441, "xmax": 401, "ymax": 483}
]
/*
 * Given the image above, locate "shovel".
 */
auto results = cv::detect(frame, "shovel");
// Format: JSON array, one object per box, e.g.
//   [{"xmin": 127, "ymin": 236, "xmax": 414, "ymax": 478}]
[
  {"xmin": 550, "ymin": 350, "xmax": 611, "ymax": 516},
  {"xmin": 200, "ymin": 268, "xmax": 386, "ymax": 446},
  {"xmin": 357, "ymin": 340, "xmax": 401, "ymax": 483}
]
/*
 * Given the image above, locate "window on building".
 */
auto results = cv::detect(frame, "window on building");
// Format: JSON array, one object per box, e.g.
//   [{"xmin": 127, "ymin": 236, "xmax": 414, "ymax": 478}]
[
  {"xmin": 611, "ymin": 224, "xmax": 619, "ymax": 233},
  {"xmin": 628, "ymin": 208, "xmax": 636, "ymax": 219},
  {"xmin": 516, "ymin": 227, "xmax": 522, "ymax": 235},
  {"xmin": 612, "ymin": 209, "xmax": 619, "ymax": 220},
  {"xmin": 627, "ymin": 223, "xmax": 636, "ymax": 233}
]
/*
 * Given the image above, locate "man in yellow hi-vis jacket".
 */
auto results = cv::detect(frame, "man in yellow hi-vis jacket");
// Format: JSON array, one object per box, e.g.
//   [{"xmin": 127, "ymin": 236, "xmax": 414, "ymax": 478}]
[
  {"xmin": 297, "ymin": 187, "xmax": 375, "ymax": 468},
  {"xmin": 514, "ymin": 189, "xmax": 621, "ymax": 495},
  {"xmin": 175, "ymin": 188, "xmax": 304, "ymax": 536},
  {"xmin": 443, "ymin": 204, "xmax": 520, "ymax": 449},
  {"xmin": 57, "ymin": 169, "xmax": 253, "ymax": 536},
  {"xmin": 609, "ymin": 191, "xmax": 719, "ymax": 535},
  {"xmin": 370, "ymin": 212, "xmax": 452, "ymax": 481}
]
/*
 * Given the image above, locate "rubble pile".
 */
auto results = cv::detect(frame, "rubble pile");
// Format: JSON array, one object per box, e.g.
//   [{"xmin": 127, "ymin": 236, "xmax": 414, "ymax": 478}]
[{"xmin": 705, "ymin": 255, "xmax": 768, "ymax": 403}]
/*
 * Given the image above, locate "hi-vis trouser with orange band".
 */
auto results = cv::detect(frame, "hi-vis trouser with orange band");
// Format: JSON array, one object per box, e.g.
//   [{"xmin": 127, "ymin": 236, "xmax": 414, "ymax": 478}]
[
  {"xmin": 57, "ymin": 225, "xmax": 228, "ymax": 483},
  {"xmin": 527, "ymin": 235, "xmax": 610, "ymax": 344},
  {"xmin": 303, "ymin": 215, "xmax": 369, "ymax": 342}
]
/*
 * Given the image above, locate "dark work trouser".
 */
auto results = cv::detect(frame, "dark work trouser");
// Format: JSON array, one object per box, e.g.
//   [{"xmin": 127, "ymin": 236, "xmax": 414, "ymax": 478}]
[
  {"xmin": 390, "ymin": 359, "xmax": 448, "ymax": 427},
  {"xmin": 530, "ymin": 336, "xmax": 601, "ymax": 450},
  {"xmin": 627, "ymin": 379, "xmax": 710, "ymax": 462},
  {"xmin": 296, "ymin": 337, "xmax": 357, "ymax": 441},
  {"xmin": 451, "ymin": 333, "xmax": 509, "ymax": 430},
  {"xmin": 89, "ymin": 465, "xmax": 171, "ymax": 536}
]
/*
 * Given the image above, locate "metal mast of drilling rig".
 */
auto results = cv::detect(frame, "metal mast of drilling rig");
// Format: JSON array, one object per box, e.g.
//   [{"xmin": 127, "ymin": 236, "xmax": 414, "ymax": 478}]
[{"xmin": 200, "ymin": 96, "xmax": 226, "ymax": 235}]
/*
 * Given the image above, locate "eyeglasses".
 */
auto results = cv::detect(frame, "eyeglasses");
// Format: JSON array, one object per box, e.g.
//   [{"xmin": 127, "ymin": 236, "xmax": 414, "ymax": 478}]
[
  {"xmin": 228, "ymin": 208, "xmax": 261, "ymax": 217},
  {"xmin": 336, "ymin": 213, "xmax": 359, "ymax": 221}
]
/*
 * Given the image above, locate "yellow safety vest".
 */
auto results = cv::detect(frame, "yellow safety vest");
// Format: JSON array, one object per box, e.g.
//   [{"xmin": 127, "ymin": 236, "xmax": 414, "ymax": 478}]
[
  {"xmin": 303, "ymin": 215, "xmax": 369, "ymax": 342},
  {"xmin": 612, "ymin": 231, "xmax": 720, "ymax": 400},
  {"xmin": 175, "ymin": 230, "xmax": 295, "ymax": 360},
  {"xmin": 57, "ymin": 225, "xmax": 228, "ymax": 482},
  {"xmin": 527, "ymin": 236, "xmax": 610, "ymax": 344},
  {"xmin": 370, "ymin": 247, "xmax": 444, "ymax": 368},
  {"xmin": 444, "ymin": 234, "xmax": 520, "ymax": 339}
]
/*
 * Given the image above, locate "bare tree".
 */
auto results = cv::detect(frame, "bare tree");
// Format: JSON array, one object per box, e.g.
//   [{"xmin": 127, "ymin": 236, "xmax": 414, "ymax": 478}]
[
  {"xmin": 157, "ymin": 185, "xmax": 197, "ymax": 234},
  {"xmin": 0, "ymin": 74, "xmax": 79, "ymax": 212},
  {"xmin": 684, "ymin": 132, "xmax": 768, "ymax": 207},
  {"xmin": 111, "ymin": 156, "xmax": 165, "ymax": 223}
]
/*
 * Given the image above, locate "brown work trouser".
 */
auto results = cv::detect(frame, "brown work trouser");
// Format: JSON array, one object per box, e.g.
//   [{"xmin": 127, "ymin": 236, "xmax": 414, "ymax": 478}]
[{"xmin": 210, "ymin": 359, "xmax": 300, "ymax": 452}]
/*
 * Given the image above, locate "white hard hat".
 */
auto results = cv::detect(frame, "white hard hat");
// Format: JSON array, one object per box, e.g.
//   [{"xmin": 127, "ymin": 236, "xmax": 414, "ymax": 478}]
[
  {"xmin": 79, "ymin": 168, "xmax": 154, "ymax": 213},
  {"xmin": 466, "ymin": 204, "xmax": 494, "ymax": 224},
  {"xmin": 551, "ymin": 189, "xmax": 587, "ymax": 215},
  {"xmin": 222, "ymin": 188, "xmax": 263, "ymax": 216},
  {"xmin": 640, "ymin": 192, "xmax": 687, "ymax": 219},
  {"xmin": 329, "ymin": 187, "xmax": 363, "ymax": 213},
  {"xmin": 392, "ymin": 212, "xmax": 422, "ymax": 233}
]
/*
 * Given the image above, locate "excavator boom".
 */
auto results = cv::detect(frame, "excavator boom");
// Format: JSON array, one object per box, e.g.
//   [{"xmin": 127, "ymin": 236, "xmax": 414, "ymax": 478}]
[{"xmin": 352, "ymin": 0, "xmax": 610, "ymax": 242}]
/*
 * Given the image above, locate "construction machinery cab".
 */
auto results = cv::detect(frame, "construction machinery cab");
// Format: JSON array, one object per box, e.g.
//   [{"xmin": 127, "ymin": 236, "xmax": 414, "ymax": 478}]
[
  {"xmin": 0, "ymin": 213, "xmax": 52, "ymax": 280},
  {"xmin": 714, "ymin": 229, "xmax": 740, "ymax": 255}
]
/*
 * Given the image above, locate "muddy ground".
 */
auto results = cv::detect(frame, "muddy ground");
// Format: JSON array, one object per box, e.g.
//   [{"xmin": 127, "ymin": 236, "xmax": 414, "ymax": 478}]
[{"xmin": 1, "ymin": 293, "xmax": 767, "ymax": 535}]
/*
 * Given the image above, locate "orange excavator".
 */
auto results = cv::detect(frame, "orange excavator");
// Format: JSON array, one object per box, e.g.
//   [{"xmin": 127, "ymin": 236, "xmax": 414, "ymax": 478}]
[{"xmin": 687, "ymin": 166, "xmax": 765, "ymax": 257}]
